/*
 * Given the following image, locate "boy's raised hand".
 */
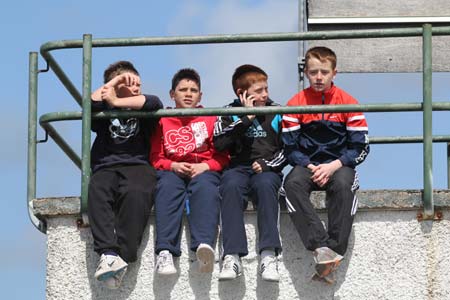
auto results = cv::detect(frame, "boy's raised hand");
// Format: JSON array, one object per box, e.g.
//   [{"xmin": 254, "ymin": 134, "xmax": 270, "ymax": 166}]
[
  {"xmin": 101, "ymin": 85, "xmax": 118, "ymax": 105},
  {"xmin": 239, "ymin": 90, "xmax": 256, "ymax": 120},
  {"xmin": 106, "ymin": 72, "xmax": 140, "ymax": 88}
]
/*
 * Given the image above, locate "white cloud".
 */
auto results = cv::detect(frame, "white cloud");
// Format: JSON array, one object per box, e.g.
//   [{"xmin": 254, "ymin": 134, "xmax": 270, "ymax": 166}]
[{"xmin": 168, "ymin": 0, "xmax": 300, "ymax": 106}]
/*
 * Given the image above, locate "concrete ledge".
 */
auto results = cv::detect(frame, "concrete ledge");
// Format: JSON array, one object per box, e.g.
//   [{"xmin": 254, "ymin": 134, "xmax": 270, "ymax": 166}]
[
  {"xmin": 41, "ymin": 200, "xmax": 450, "ymax": 299},
  {"xmin": 33, "ymin": 190, "xmax": 450, "ymax": 217}
]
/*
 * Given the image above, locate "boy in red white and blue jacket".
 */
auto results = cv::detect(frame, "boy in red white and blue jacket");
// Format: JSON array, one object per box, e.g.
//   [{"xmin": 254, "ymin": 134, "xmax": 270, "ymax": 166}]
[{"xmin": 282, "ymin": 46, "xmax": 369, "ymax": 281}]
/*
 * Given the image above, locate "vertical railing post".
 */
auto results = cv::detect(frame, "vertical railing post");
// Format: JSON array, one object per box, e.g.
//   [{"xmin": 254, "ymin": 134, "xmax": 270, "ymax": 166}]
[
  {"xmin": 81, "ymin": 34, "xmax": 92, "ymax": 216},
  {"xmin": 422, "ymin": 24, "xmax": 433, "ymax": 218},
  {"xmin": 447, "ymin": 142, "xmax": 450, "ymax": 189},
  {"xmin": 28, "ymin": 52, "xmax": 46, "ymax": 233}
]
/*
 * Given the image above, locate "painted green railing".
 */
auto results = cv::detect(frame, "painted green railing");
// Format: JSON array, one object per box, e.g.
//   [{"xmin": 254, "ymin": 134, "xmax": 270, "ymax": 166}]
[{"xmin": 28, "ymin": 24, "xmax": 450, "ymax": 233}]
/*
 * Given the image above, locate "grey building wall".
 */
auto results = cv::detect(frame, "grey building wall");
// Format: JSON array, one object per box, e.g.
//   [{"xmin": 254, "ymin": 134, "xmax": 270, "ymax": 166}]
[{"xmin": 306, "ymin": 0, "xmax": 450, "ymax": 72}]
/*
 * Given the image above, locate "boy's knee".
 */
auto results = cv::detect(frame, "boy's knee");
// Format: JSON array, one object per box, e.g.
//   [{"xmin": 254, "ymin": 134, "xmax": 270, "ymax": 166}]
[{"xmin": 330, "ymin": 168, "xmax": 356, "ymax": 190}]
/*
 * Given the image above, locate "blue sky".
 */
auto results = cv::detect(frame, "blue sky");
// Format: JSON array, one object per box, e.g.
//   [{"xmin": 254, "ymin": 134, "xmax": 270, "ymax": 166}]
[{"xmin": 1, "ymin": 0, "xmax": 449, "ymax": 299}]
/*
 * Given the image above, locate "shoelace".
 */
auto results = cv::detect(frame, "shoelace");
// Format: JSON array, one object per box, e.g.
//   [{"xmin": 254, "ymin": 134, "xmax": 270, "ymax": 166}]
[
  {"xmin": 262, "ymin": 256, "xmax": 277, "ymax": 272},
  {"xmin": 158, "ymin": 253, "xmax": 172, "ymax": 268},
  {"xmin": 222, "ymin": 256, "xmax": 236, "ymax": 271}
]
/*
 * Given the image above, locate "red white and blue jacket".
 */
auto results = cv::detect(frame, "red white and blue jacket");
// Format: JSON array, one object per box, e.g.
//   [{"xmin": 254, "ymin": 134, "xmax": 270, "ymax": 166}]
[
  {"xmin": 282, "ymin": 84, "xmax": 369, "ymax": 168},
  {"xmin": 149, "ymin": 106, "xmax": 229, "ymax": 172}
]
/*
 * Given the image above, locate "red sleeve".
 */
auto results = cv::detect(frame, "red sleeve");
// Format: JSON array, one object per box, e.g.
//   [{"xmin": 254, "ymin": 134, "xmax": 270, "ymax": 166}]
[
  {"xmin": 204, "ymin": 146, "xmax": 229, "ymax": 171},
  {"xmin": 149, "ymin": 122, "xmax": 173, "ymax": 170}
]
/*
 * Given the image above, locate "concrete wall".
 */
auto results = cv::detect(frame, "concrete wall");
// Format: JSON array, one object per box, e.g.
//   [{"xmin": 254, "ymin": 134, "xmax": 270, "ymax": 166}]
[
  {"xmin": 306, "ymin": 0, "xmax": 450, "ymax": 72},
  {"xmin": 35, "ymin": 191, "xmax": 450, "ymax": 300}
]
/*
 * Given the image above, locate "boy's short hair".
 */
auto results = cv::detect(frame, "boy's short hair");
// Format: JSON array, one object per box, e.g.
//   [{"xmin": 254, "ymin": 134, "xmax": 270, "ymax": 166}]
[
  {"xmin": 305, "ymin": 46, "xmax": 337, "ymax": 70},
  {"xmin": 232, "ymin": 64, "xmax": 268, "ymax": 96},
  {"xmin": 171, "ymin": 68, "xmax": 201, "ymax": 90},
  {"xmin": 103, "ymin": 60, "xmax": 139, "ymax": 83}
]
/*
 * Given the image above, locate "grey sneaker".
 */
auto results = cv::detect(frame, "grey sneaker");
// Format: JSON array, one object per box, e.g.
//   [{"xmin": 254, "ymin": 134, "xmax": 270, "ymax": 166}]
[
  {"xmin": 313, "ymin": 247, "xmax": 343, "ymax": 278},
  {"xmin": 103, "ymin": 267, "xmax": 127, "ymax": 289},
  {"xmin": 95, "ymin": 254, "xmax": 128, "ymax": 281},
  {"xmin": 196, "ymin": 243, "xmax": 215, "ymax": 273},
  {"xmin": 156, "ymin": 250, "xmax": 177, "ymax": 275},
  {"xmin": 218, "ymin": 255, "xmax": 242, "ymax": 281}
]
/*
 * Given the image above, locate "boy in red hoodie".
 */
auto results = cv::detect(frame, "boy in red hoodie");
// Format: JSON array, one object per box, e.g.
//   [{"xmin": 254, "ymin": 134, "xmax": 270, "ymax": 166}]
[{"xmin": 150, "ymin": 68, "xmax": 229, "ymax": 275}]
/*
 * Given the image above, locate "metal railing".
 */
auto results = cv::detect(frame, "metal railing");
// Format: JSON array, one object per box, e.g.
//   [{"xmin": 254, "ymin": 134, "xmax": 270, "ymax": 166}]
[{"xmin": 28, "ymin": 24, "xmax": 450, "ymax": 233}]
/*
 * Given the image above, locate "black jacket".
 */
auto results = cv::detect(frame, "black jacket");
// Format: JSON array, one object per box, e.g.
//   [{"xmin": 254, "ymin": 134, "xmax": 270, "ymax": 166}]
[
  {"xmin": 213, "ymin": 99, "xmax": 286, "ymax": 173},
  {"xmin": 90, "ymin": 94, "xmax": 163, "ymax": 172}
]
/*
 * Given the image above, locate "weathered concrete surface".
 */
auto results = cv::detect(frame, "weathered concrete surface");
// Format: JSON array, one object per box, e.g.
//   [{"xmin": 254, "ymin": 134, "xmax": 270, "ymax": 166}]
[
  {"xmin": 306, "ymin": 0, "xmax": 450, "ymax": 73},
  {"xmin": 37, "ymin": 191, "xmax": 450, "ymax": 299},
  {"xmin": 308, "ymin": 0, "xmax": 450, "ymax": 18}
]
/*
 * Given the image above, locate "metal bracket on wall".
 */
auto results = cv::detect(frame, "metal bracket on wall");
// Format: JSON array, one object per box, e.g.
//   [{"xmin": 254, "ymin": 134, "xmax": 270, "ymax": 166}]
[
  {"xmin": 417, "ymin": 209, "xmax": 443, "ymax": 221},
  {"xmin": 77, "ymin": 213, "xmax": 90, "ymax": 229},
  {"xmin": 298, "ymin": 57, "xmax": 306, "ymax": 83}
]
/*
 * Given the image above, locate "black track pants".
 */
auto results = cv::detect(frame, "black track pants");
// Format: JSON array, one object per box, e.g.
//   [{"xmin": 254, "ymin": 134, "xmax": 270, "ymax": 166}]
[
  {"xmin": 88, "ymin": 164, "xmax": 157, "ymax": 262},
  {"xmin": 283, "ymin": 165, "xmax": 358, "ymax": 255}
]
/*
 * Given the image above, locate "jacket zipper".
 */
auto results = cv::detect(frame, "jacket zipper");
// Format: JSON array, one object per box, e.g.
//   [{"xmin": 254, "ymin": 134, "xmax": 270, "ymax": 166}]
[{"xmin": 321, "ymin": 93, "xmax": 325, "ymax": 120}]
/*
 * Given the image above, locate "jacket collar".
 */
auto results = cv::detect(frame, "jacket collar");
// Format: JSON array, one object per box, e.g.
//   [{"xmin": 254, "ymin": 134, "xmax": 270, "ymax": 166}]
[{"xmin": 307, "ymin": 83, "xmax": 336, "ymax": 98}]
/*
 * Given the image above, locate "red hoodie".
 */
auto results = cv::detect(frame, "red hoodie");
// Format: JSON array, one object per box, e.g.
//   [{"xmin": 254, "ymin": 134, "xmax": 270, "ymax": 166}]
[{"xmin": 150, "ymin": 113, "xmax": 229, "ymax": 171}]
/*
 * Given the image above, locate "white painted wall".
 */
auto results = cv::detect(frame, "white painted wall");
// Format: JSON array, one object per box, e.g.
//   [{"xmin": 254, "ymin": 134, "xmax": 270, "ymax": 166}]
[{"xmin": 45, "ymin": 209, "xmax": 450, "ymax": 300}]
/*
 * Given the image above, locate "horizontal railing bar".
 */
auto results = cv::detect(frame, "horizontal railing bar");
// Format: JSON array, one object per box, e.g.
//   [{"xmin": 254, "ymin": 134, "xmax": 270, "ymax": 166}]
[
  {"xmin": 40, "ymin": 26, "xmax": 450, "ymax": 53},
  {"xmin": 38, "ymin": 102, "xmax": 450, "ymax": 123},
  {"xmin": 370, "ymin": 135, "xmax": 450, "ymax": 144}
]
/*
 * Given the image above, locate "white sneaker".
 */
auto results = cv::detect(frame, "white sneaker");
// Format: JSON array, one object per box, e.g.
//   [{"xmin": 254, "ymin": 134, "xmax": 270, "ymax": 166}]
[
  {"xmin": 103, "ymin": 267, "xmax": 127, "ymax": 289},
  {"xmin": 156, "ymin": 250, "xmax": 177, "ymax": 275},
  {"xmin": 196, "ymin": 243, "xmax": 215, "ymax": 273},
  {"xmin": 95, "ymin": 254, "xmax": 128, "ymax": 281},
  {"xmin": 260, "ymin": 255, "xmax": 280, "ymax": 282},
  {"xmin": 218, "ymin": 255, "xmax": 242, "ymax": 281}
]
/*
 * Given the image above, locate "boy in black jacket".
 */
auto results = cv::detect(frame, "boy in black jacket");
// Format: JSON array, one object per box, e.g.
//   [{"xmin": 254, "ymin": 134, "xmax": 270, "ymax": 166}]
[
  {"xmin": 213, "ymin": 64, "xmax": 286, "ymax": 282},
  {"xmin": 88, "ymin": 61, "xmax": 162, "ymax": 289}
]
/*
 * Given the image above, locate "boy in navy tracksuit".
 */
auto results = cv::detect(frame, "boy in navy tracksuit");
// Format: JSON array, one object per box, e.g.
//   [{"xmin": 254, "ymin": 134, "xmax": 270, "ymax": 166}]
[
  {"xmin": 88, "ymin": 61, "xmax": 162, "ymax": 289},
  {"xmin": 150, "ymin": 68, "xmax": 229, "ymax": 275},
  {"xmin": 213, "ymin": 64, "xmax": 287, "ymax": 282},
  {"xmin": 282, "ymin": 47, "xmax": 370, "ymax": 283}
]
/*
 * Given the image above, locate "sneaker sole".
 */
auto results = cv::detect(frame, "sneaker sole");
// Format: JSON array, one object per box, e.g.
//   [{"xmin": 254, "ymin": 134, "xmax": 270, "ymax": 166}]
[
  {"xmin": 97, "ymin": 265, "xmax": 128, "ymax": 281},
  {"xmin": 197, "ymin": 247, "xmax": 215, "ymax": 273},
  {"xmin": 315, "ymin": 260, "xmax": 341, "ymax": 278},
  {"xmin": 156, "ymin": 268, "xmax": 177, "ymax": 276},
  {"xmin": 218, "ymin": 272, "xmax": 242, "ymax": 281},
  {"xmin": 262, "ymin": 276, "xmax": 280, "ymax": 283},
  {"xmin": 104, "ymin": 268, "xmax": 127, "ymax": 289},
  {"xmin": 311, "ymin": 272, "xmax": 336, "ymax": 285}
]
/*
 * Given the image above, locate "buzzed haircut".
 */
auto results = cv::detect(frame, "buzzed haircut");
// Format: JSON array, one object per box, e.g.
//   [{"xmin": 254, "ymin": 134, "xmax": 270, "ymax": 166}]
[
  {"xmin": 305, "ymin": 46, "xmax": 337, "ymax": 70},
  {"xmin": 232, "ymin": 64, "xmax": 268, "ymax": 96},
  {"xmin": 171, "ymin": 68, "xmax": 201, "ymax": 91},
  {"xmin": 103, "ymin": 61, "xmax": 139, "ymax": 83}
]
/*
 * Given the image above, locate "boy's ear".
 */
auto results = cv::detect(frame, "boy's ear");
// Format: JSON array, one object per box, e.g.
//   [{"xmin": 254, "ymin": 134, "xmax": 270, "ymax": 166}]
[
  {"xmin": 236, "ymin": 88, "xmax": 243, "ymax": 96},
  {"xmin": 332, "ymin": 68, "xmax": 337, "ymax": 80},
  {"xmin": 169, "ymin": 90, "xmax": 175, "ymax": 100}
]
